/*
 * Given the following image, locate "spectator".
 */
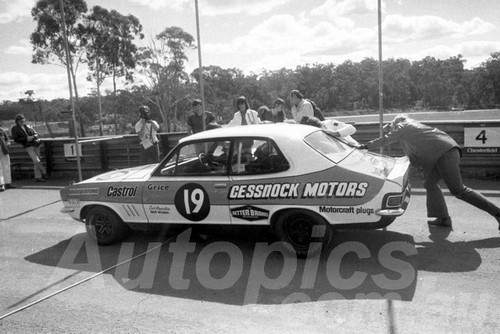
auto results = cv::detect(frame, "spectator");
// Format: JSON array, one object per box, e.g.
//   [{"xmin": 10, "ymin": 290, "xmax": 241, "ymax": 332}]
[
  {"xmin": 11, "ymin": 115, "xmax": 47, "ymax": 182},
  {"xmin": 300, "ymin": 116, "xmax": 358, "ymax": 146},
  {"xmin": 259, "ymin": 99, "xmax": 286, "ymax": 123},
  {"xmin": 0, "ymin": 128, "xmax": 15, "ymax": 190},
  {"xmin": 135, "ymin": 105, "xmax": 160, "ymax": 165},
  {"xmin": 227, "ymin": 96, "xmax": 261, "ymax": 126},
  {"xmin": 289, "ymin": 90, "xmax": 314, "ymax": 123},
  {"xmin": 359, "ymin": 113, "xmax": 500, "ymax": 230},
  {"xmin": 187, "ymin": 99, "xmax": 215, "ymax": 135}
]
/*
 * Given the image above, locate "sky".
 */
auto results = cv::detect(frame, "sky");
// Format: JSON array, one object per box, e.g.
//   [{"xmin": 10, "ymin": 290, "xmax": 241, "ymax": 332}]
[{"xmin": 0, "ymin": 0, "xmax": 499, "ymax": 102}]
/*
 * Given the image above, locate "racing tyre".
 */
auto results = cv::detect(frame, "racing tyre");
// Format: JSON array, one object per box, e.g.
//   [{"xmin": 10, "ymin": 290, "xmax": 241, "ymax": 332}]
[
  {"xmin": 274, "ymin": 210, "xmax": 333, "ymax": 257},
  {"xmin": 86, "ymin": 207, "xmax": 128, "ymax": 245}
]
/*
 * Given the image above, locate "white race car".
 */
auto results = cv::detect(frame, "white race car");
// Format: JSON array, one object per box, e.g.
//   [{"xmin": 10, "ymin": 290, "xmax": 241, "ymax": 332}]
[{"xmin": 60, "ymin": 124, "xmax": 410, "ymax": 255}]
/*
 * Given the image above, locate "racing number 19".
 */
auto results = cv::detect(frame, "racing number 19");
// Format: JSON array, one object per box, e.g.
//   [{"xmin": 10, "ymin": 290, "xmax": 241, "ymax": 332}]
[
  {"xmin": 184, "ymin": 188, "xmax": 204, "ymax": 214},
  {"xmin": 175, "ymin": 183, "xmax": 210, "ymax": 221}
]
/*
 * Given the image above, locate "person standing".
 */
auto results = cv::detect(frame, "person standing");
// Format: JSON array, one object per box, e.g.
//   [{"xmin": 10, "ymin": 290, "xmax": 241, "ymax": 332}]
[
  {"xmin": 358, "ymin": 113, "xmax": 500, "ymax": 230},
  {"xmin": 135, "ymin": 105, "xmax": 160, "ymax": 165},
  {"xmin": 227, "ymin": 96, "xmax": 261, "ymax": 127},
  {"xmin": 11, "ymin": 115, "xmax": 47, "ymax": 182},
  {"xmin": 289, "ymin": 90, "xmax": 314, "ymax": 123},
  {"xmin": 0, "ymin": 128, "xmax": 15, "ymax": 190},
  {"xmin": 187, "ymin": 99, "xmax": 215, "ymax": 135}
]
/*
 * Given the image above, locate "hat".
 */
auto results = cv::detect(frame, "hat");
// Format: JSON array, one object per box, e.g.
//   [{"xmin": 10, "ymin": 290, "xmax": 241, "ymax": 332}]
[{"xmin": 192, "ymin": 99, "xmax": 202, "ymax": 107}]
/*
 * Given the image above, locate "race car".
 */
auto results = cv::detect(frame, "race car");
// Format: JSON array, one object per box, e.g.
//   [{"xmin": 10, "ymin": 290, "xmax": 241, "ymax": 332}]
[{"xmin": 60, "ymin": 123, "xmax": 411, "ymax": 256}]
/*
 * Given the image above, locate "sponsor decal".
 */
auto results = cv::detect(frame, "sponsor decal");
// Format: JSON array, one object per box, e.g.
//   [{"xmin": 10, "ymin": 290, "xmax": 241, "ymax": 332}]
[
  {"xmin": 107, "ymin": 186, "xmax": 138, "ymax": 197},
  {"xmin": 147, "ymin": 184, "xmax": 170, "ymax": 191},
  {"xmin": 229, "ymin": 183, "xmax": 300, "ymax": 200},
  {"xmin": 228, "ymin": 181, "xmax": 368, "ymax": 200},
  {"xmin": 231, "ymin": 206, "xmax": 269, "ymax": 221},
  {"xmin": 319, "ymin": 206, "xmax": 375, "ymax": 215},
  {"xmin": 302, "ymin": 182, "xmax": 368, "ymax": 198},
  {"xmin": 67, "ymin": 198, "xmax": 80, "ymax": 207},
  {"xmin": 69, "ymin": 188, "xmax": 99, "ymax": 196},
  {"xmin": 149, "ymin": 205, "xmax": 170, "ymax": 215}
]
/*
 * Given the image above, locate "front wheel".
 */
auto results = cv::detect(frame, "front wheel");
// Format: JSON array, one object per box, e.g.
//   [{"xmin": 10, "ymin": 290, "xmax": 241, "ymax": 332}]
[
  {"xmin": 86, "ymin": 207, "xmax": 128, "ymax": 245},
  {"xmin": 273, "ymin": 210, "xmax": 333, "ymax": 257}
]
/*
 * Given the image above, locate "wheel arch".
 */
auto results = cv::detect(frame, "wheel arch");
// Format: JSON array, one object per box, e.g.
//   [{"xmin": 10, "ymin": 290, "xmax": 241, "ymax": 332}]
[
  {"xmin": 80, "ymin": 203, "xmax": 121, "ymax": 223},
  {"xmin": 270, "ymin": 208, "xmax": 330, "ymax": 229}
]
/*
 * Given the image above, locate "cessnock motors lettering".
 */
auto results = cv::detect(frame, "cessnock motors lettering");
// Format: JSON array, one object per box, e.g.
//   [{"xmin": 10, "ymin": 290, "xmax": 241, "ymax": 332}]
[{"xmin": 228, "ymin": 181, "xmax": 368, "ymax": 200}]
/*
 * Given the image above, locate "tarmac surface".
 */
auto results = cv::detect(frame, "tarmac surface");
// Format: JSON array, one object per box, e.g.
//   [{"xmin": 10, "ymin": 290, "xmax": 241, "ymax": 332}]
[{"xmin": 1, "ymin": 174, "xmax": 500, "ymax": 333}]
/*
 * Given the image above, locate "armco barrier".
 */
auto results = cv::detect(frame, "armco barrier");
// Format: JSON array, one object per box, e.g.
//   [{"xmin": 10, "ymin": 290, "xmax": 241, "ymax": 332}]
[
  {"xmin": 8, "ymin": 121, "xmax": 500, "ymax": 180},
  {"xmin": 9, "ymin": 132, "xmax": 187, "ymax": 180}
]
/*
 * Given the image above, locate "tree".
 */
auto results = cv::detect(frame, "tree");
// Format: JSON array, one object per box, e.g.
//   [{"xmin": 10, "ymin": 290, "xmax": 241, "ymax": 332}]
[
  {"xmin": 82, "ymin": 5, "xmax": 143, "ymax": 135},
  {"xmin": 30, "ymin": 0, "xmax": 88, "ymax": 135},
  {"xmin": 135, "ymin": 27, "xmax": 195, "ymax": 131}
]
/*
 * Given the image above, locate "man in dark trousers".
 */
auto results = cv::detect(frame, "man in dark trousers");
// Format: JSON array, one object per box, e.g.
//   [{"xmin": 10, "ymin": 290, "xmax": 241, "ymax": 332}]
[
  {"xmin": 359, "ymin": 113, "xmax": 500, "ymax": 230},
  {"xmin": 11, "ymin": 114, "xmax": 47, "ymax": 182},
  {"xmin": 187, "ymin": 99, "xmax": 215, "ymax": 135}
]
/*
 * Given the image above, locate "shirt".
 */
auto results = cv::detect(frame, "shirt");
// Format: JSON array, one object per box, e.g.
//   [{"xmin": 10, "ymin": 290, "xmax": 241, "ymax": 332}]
[
  {"xmin": 291, "ymin": 99, "xmax": 314, "ymax": 123},
  {"xmin": 187, "ymin": 111, "xmax": 215, "ymax": 134},
  {"xmin": 135, "ymin": 119, "xmax": 160, "ymax": 149}
]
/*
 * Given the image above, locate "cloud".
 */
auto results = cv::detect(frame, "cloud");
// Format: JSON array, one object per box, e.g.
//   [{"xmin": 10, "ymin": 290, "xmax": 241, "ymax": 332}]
[
  {"xmin": 130, "ymin": 0, "xmax": 292, "ymax": 15},
  {"xmin": 383, "ymin": 15, "xmax": 495, "ymax": 43},
  {"xmin": 129, "ymin": 0, "xmax": 188, "ymax": 11},
  {"xmin": 311, "ymin": 0, "xmax": 381, "ymax": 19},
  {"xmin": 5, "ymin": 39, "xmax": 31, "ymax": 55},
  {"xmin": 0, "ymin": 0, "xmax": 33, "ymax": 24}
]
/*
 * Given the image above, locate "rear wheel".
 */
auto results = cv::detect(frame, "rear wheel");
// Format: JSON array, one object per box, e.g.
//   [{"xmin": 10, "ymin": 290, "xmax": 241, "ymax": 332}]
[
  {"xmin": 86, "ymin": 207, "xmax": 128, "ymax": 245},
  {"xmin": 274, "ymin": 210, "xmax": 333, "ymax": 257}
]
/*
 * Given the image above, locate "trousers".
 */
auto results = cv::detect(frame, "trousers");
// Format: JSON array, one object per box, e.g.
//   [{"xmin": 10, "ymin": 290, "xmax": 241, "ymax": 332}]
[
  {"xmin": 423, "ymin": 147, "xmax": 500, "ymax": 218},
  {"xmin": 26, "ymin": 145, "xmax": 47, "ymax": 179}
]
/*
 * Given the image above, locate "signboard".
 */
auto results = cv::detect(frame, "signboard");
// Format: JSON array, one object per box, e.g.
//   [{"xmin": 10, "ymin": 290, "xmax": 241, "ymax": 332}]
[
  {"xmin": 64, "ymin": 143, "xmax": 83, "ymax": 161},
  {"xmin": 464, "ymin": 126, "xmax": 500, "ymax": 154}
]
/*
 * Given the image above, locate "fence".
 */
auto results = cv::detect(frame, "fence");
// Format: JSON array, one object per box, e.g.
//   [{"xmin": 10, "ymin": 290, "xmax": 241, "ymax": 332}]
[
  {"xmin": 9, "ymin": 132, "xmax": 186, "ymax": 180},
  {"xmin": 8, "ymin": 120, "xmax": 500, "ymax": 180}
]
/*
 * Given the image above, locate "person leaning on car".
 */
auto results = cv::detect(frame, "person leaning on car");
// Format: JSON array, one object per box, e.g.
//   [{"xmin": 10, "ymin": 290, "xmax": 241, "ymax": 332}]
[
  {"xmin": 358, "ymin": 113, "xmax": 500, "ymax": 230},
  {"xmin": 11, "ymin": 114, "xmax": 47, "ymax": 182},
  {"xmin": 289, "ymin": 90, "xmax": 314, "ymax": 123},
  {"xmin": 135, "ymin": 105, "xmax": 160, "ymax": 165}
]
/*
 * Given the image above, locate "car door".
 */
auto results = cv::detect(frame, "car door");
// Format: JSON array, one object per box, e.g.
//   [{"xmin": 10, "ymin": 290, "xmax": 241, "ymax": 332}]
[
  {"xmin": 228, "ymin": 137, "xmax": 291, "ymax": 224},
  {"xmin": 144, "ymin": 139, "xmax": 232, "ymax": 225}
]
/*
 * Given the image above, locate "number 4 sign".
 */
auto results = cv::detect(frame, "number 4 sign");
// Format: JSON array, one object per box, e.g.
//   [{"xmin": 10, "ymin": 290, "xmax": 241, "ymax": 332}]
[{"xmin": 464, "ymin": 126, "xmax": 500, "ymax": 153}]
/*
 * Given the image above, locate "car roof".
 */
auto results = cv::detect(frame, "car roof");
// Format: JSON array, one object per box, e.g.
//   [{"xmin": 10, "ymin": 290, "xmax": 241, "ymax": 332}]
[{"xmin": 180, "ymin": 123, "xmax": 318, "ymax": 143}]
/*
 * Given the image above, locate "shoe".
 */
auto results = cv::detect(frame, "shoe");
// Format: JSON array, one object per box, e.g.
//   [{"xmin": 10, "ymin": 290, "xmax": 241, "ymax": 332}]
[
  {"xmin": 0, "ymin": 186, "xmax": 4, "ymax": 192},
  {"xmin": 495, "ymin": 214, "xmax": 500, "ymax": 231},
  {"xmin": 428, "ymin": 216, "xmax": 452, "ymax": 228},
  {"xmin": 35, "ymin": 178, "xmax": 46, "ymax": 182}
]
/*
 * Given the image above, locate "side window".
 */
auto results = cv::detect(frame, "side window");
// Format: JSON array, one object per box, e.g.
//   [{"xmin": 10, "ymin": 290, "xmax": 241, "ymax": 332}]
[
  {"xmin": 157, "ymin": 140, "xmax": 230, "ymax": 176},
  {"xmin": 231, "ymin": 138, "xmax": 289, "ymax": 175}
]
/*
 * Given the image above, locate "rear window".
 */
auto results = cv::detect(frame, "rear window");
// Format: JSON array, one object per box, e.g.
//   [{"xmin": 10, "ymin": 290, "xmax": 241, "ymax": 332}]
[{"xmin": 304, "ymin": 130, "xmax": 353, "ymax": 163}]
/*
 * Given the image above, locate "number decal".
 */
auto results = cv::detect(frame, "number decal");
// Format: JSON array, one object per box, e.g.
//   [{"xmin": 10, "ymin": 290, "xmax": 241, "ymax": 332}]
[
  {"xmin": 475, "ymin": 130, "xmax": 487, "ymax": 144},
  {"xmin": 175, "ymin": 183, "xmax": 210, "ymax": 221}
]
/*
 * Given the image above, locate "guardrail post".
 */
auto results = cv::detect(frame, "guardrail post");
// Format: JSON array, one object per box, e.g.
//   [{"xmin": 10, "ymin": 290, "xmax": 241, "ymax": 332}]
[{"xmin": 100, "ymin": 140, "xmax": 109, "ymax": 172}]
